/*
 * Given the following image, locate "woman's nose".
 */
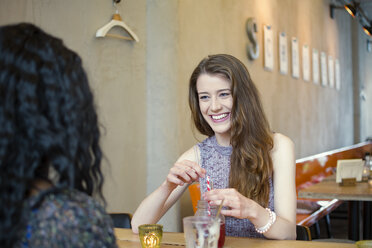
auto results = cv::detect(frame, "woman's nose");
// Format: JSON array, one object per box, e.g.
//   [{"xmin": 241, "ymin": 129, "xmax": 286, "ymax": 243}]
[{"xmin": 211, "ymin": 97, "xmax": 222, "ymax": 111}]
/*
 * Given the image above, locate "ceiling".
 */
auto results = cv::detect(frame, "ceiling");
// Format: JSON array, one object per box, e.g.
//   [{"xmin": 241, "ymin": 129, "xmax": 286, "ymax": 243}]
[
  {"xmin": 359, "ymin": 0, "xmax": 372, "ymax": 19},
  {"xmin": 334, "ymin": 0, "xmax": 372, "ymax": 27}
]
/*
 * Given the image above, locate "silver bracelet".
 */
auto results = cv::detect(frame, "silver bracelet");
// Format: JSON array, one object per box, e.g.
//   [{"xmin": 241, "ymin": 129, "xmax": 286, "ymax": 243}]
[{"xmin": 255, "ymin": 208, "xmax": 277, "ymax": 234}]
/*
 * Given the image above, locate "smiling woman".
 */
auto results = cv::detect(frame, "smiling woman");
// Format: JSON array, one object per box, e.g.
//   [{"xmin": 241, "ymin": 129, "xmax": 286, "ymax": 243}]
[{"xmin": 131, "ymin": 54, "xmax": 296, "ymax": 240}]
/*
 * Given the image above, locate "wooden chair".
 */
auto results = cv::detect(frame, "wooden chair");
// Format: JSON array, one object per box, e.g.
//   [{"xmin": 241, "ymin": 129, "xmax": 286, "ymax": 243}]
[
  {"xmin": 109, "ymin": 213, "xmax": 132, "ymax": 228},
  {"xmin": 296, "ymin": 225, "xmax": 312, "ymax": 240}
]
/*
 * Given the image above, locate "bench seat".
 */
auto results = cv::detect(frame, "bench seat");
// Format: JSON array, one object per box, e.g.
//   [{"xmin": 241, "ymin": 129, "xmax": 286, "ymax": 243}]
[{"xmin": 296, "ymin": 199, "xmax": 342, "ymax": 226}]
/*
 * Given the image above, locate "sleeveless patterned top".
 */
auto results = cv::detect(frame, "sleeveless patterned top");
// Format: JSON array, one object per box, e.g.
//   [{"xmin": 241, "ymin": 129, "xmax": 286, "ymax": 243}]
[{"xmin": 198, "ymin": 136, "xmax": 274, "ymax": 238}]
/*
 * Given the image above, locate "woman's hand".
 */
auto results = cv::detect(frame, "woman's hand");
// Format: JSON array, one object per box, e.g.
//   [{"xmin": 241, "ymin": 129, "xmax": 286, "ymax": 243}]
[
  {"xmin": 203, "ymin": 188, "xmax": 257, "ymax": 219},
  {"xmin": 165, "ymin": 160, "xmax": 206, "ymax": 190}
]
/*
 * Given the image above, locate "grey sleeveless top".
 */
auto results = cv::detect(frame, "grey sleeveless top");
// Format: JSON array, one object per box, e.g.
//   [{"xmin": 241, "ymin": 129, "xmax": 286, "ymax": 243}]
[{"xmin": 198, "ymin": 136, "xmax": 274, "ymax": 238}]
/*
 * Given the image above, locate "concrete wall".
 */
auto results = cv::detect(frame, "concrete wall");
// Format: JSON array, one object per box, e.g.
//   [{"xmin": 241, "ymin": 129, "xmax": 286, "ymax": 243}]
[
  {"xmin": 0, "ymin": 0, "xmax": 148, "ymax": 217},
  {"xmin": 354, "ymin": 14, "xmax": 372, "ymax": 142},
  {"xmin": 0, "ymin": 0, "xmax": 369, "ymax": 232}
]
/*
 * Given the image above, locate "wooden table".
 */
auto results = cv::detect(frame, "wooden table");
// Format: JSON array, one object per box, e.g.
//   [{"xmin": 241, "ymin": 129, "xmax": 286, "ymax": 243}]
[
  {"xmin": 114, "ymin": 228, "xmax": 356, "ymax": 248},
  {"xmin": 298, "ymin": 175, "xmax": 372, "ymax": 240}
]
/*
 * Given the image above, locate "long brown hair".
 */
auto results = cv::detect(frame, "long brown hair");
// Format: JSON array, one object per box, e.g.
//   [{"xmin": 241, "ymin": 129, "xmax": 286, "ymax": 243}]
[{"xmin": 189, "ymin": 54, "xmax": 273, "ymax": 207}]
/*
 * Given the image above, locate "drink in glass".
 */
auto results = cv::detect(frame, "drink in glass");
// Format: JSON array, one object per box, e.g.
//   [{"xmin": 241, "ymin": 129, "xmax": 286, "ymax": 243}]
[
  {"xmin": 183, "ymin": 216, "xmax": 220, "ymax": 248},
  {"xmin": 195, "ymin": 200, "xmax": 225, "ymax": 248}
]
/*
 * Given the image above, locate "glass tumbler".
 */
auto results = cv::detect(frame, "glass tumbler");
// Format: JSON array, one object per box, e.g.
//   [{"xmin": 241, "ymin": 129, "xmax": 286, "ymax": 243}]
[
  {"xmin": 183, "ymin": 216, "xmax": 220, "ymax": 248},
  {"xmin": 195, "ymin": 200, "xmax": 225, "ymax": 248}
]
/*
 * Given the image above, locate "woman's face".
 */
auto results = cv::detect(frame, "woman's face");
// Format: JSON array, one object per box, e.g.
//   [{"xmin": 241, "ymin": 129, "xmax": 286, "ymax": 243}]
[{"xmin": 196, "ymin": 73, "xmax": 233, "ymax": 139}]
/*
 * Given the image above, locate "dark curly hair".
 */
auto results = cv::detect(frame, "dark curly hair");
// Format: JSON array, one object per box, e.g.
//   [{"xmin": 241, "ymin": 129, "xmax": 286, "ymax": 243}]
[{"xmin": 0, "ymin": 23, "xmax": 104, "ymax": 247}]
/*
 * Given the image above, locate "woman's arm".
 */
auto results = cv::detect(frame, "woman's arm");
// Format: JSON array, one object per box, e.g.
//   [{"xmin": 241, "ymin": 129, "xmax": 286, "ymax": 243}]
[
  {"xmin": 263, "ymin": 133, "xmax": 296, "ymax": 239},
  {"xmin": 131, "ymin": 146, "xmax": 206, "ymax": 233},
  {"xmin": 203, "ymin": 133, "xmax": 296, "ymax": 239}
]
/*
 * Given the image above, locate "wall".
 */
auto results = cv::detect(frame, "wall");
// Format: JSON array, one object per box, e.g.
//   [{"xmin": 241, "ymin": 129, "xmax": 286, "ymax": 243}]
[
  {"xmin": 362, "ymin": 31, "xmax": 372, "ymax": 140},
  {"xmin": 354, "ymin": 4, "xmax": 372, "ymax": 142},
  {"xmin": 0, "ymin": 0, "xmax": 148, "ymax": 217},
  {"xmin": 146, "ymin": 0, "xmax": 182, "ymax": 231},
  {"xmin": 0, "ymin": 0, "xmax": 369, "ymax": 232}
]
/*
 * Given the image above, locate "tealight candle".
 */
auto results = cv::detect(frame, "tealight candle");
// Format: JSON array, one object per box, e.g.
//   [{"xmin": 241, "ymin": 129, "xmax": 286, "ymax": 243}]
[{"xmin": 138, "ymin": 224, "xmax": 163, "ymax": 248}]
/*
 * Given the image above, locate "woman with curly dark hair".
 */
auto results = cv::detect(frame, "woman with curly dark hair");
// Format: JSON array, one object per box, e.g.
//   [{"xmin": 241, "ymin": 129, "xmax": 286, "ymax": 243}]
[
  {"xmin": 0, "ymin": 23, "xmax": 116, "ymax": 247},
  {"xmin": 132, "ymin": 54, "xmax": 296, "ymax": 239}
]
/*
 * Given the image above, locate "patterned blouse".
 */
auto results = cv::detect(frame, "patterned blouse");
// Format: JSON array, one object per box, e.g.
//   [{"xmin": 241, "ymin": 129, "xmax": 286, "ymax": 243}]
[
  {"xmin": 18, "ymin": 189, "xmax": 117, "ymax": 247},
  {"xmin": 198, "ymin": 136, "xmax": 274, "ymax": 238}
]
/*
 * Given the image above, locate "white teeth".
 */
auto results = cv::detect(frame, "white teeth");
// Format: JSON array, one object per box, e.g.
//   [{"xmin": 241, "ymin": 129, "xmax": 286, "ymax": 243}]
[{"xmin": 211, "ymin": 113, "xmax": 228, "ymax": 120}]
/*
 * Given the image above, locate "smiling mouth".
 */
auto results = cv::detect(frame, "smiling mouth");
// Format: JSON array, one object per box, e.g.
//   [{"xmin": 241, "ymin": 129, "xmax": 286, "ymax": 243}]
[{"xmin": 210, "ymin": 113, "xmax": 229, "ymax": 122}]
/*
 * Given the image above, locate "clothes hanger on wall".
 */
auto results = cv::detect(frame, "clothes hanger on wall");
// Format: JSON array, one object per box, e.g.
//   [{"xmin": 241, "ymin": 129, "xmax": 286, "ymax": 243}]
[{"xmin": 96, "ymin": 0, "xmax": 139, "ymax": 42}]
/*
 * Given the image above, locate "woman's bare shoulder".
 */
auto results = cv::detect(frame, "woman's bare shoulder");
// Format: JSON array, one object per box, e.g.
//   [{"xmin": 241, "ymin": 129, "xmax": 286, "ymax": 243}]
[
  {"xmin": 272, "ymin": 133, "xmax": 294, "ymax": 151},
  {"xmin": 176, "ymin": 145, "xmax": 199, "ymax": 162},
  {"xmin": 271, "ymin": 133, "xmax": 295, "ymax": 169}
]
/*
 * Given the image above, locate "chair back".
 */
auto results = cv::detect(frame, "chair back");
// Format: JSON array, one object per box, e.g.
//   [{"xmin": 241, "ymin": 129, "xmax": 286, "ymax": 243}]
[
  {"xmin": 188, "ymin": 183, "xmax": 201, "ymax": 214},
  {"xmin": 109, "ymin": 213, "xmax": 132, "ymax": 228},
  {"xmin": 296, "ymin": 225, "xmax": 312, "ymax": 240}
]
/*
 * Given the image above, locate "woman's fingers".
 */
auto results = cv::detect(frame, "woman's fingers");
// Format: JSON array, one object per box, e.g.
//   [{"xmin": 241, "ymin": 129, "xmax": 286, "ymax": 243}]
[
  {"xmin": 176, "ymin": 161, "xmax": 205, "ymax": 179},
  {"xmin": 203, "ymin": 189, "xmax": 226, "ymax": 206},
  {"xmin": 204, "ymin": 188, "xmax": 233, "ymax": 200},
  {"xmin": 204, "ymin": 189, "xmax": 241, "ymax": 208},
  {"xmin": 167, "ymin": 173, "xmax": 185, "ymax": 186},
  {"xmin": 167, "ymin": 160, "xmax": 206, "ymax": 186},
  {"xmin": 180, "ymin": 160, "xmax": 206, "ymax": 178},
  {"xmin": 204, "ymin": 188, "xmax": 251, "ymax": 219}
]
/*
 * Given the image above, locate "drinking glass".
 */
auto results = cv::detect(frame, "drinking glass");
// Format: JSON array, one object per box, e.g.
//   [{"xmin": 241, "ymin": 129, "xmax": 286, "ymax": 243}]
[
  {"xmin": 195, "ymin": 200, "xmax": 225, "ymax": 248},
  {"xmin": 183, "ymin": 216, "xmax": 220, "ymax": 248}
]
